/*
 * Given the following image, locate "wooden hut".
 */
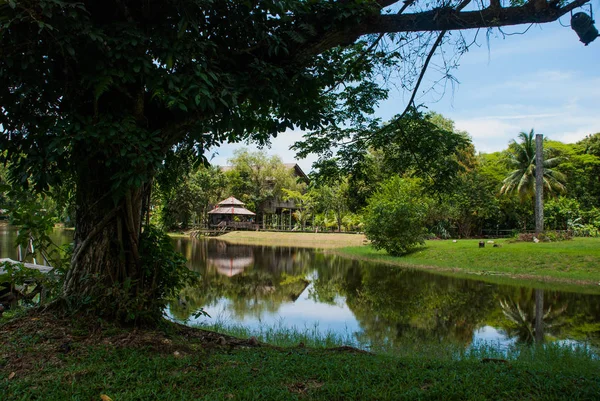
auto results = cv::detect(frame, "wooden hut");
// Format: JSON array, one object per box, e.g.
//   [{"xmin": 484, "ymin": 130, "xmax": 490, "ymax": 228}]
[{"xmin": 208, "ymin": 196, "xmax": 256, "ymax": 228}]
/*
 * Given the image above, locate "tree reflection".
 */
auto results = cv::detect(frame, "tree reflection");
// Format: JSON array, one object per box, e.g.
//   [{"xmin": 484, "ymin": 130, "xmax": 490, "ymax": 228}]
[
  {"xmin": 168, "ymin": 238, "xmax": 600, "ymax": 350},
  {"xmin": 499, "ymin": 289, "xmax": 568, "ymax": 345},
  {"xmin": 169, "ymin": 241, "xmax": 312, "ymax": 321},
  {"xmin": 311, "ymin": 259, "xmax": 497, "ymax": 347}
]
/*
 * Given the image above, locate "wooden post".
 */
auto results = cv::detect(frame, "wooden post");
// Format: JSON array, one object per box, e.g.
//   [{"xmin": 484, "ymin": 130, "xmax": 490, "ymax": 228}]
[{"xmin": 535, "ymin": 134, "xmax": 544, "ymax": 235}]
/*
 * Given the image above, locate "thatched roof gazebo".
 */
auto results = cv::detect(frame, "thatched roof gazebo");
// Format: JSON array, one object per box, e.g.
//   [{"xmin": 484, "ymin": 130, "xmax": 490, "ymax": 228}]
[{"xmin": 208, "ymin": 196, "xmax": 256, "ymax": 227}]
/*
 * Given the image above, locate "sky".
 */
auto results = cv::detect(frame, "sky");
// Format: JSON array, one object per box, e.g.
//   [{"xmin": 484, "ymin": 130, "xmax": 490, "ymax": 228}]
[{"xmin": 210, "ymin": 3, "xmax": 600, "ymax": 173}]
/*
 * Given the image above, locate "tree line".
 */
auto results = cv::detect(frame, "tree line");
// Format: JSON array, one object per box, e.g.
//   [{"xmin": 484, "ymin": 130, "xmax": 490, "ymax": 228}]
[{"xmin": 144, "ymin": 112, "xmax": 600, "ymax": 249}]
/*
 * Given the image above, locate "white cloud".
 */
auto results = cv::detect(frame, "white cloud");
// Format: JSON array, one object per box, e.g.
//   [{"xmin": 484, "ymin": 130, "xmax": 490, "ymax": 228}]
[
  {"xmin": 454, "ymin": 110, "xmax": 600, "ymax": 153},
  {"xmin": 455, "ymin": 118, "xmax": 520, "ymax": 152}
]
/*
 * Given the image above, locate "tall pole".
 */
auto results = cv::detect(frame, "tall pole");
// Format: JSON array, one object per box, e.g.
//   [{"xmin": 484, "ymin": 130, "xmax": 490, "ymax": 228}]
[{"xmin": 535, "ymin": 134, "xmax": 544, "ymax": 235}]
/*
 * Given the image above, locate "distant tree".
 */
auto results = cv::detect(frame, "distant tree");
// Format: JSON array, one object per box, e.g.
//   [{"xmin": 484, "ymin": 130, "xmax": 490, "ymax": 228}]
[
  {"xmin": 0, "ymin": 160, "xmax": 9, "ymax": 214},
  {"xmin": 363, "ymin": 177, "xmax": 430, "ymax": 256},
  {"xmin": 576, "ymin": 133, "xmax": 600, "ymax": 208},
  {"xmin": 500, "ymin": 130, "xmax": 566, "ymax": 200},
  {"xmin": 189, "ymin": 165, "xmax": 228, "ymax": 224},
  {"xmin": 313, "ymin": 180, "xmax": 350, "ymax": 232},
  {"xmin": 298, "ymin": 110, "xmax": 472, "ymax": 197},
  {"xmin": 432, "ymin": 168, "xmax": 497, "ymax": 238},
  {"xmin": 154, "ymin": 164, "xmax": 227, "ymax": 229},
  {"xmin": 282, "ymin": 188, "xmax": 314, "ymax": 231},
  {"xmin": 226, "ymin": 149, "xmax": 303, "ymax": 222}
]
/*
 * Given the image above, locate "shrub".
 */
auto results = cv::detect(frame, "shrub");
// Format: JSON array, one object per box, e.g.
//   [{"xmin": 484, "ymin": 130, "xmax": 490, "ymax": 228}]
[
  {"xmin": 544, "ymin": 197, "xmax": 581, "ymax": 230},
  {"xmin": 516, "ymin": 231, "xmax": 573, "ymax": 242},
  {"xmin": 363, "ymin": 177, "xmax": 430, "ymax": 256},
  {"xmin": 516, "ymin": 233, "xmax": 535, "ymax": 242},
  {"xmin": 135, "ymin": 226, "xmax": 199, "ymax": 322},
  {"xmin": 573, "ymin": 224, "xmax": 600, "ymax": 237},
  {"xmin": 537, "ymin": 230, "xmax": 573, "ymax": 242}
]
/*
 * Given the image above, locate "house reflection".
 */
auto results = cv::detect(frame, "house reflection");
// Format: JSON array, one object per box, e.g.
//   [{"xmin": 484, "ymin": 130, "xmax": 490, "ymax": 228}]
[{"xmin": 206, "ymin": 241, "xmax": 254, "ymax": 277}]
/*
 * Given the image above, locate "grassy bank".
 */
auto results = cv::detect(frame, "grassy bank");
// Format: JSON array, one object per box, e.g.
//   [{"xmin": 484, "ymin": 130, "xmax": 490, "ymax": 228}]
[
  {"xmin": 2, "ymin": 313, "xmax": 599, "ymax": 400},
  {"xmin": 216, "ymin": 231, "xmax": 367, "ymax": 249},
  {"xmin": 335, "ymin": 238, "xmax": 600, "ymax": 286},
  {"xmin": 202, "ymin": 231, "xmax": 600, "ymax": 286}
]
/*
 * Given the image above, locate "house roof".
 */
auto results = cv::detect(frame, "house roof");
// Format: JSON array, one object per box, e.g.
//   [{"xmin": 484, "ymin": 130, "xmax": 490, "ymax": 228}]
[
  {"xmin": 283, "ymin": 163, "xmax": 309, "ymax": 182},
  {"xmin": 217, "ymin": 196, "xmax": 245, "ymax": 206},
  {"xmin": 208, "ymin": 206, "xmax": 256, "ymax": 216}
]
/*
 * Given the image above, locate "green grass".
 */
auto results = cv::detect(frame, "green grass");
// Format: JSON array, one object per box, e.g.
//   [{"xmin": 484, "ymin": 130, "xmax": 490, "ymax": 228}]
[
  {"xmin": 2, "ymin": 314, "xmax": 599, "ymax": 400},
  {"xmin": 335, "ymin": 238, "xmax": 600, "ymax": 287},
  {"xmin": 193, "ymin": 319, "xmax": 360, "ymax": 349}
]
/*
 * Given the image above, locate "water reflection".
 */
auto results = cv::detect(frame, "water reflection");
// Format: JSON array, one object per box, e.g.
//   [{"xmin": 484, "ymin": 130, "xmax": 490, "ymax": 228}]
[
  {"xmin": 1, "ymin": 226, "xmax": 598, "ymax": 349},
  {"xmin": 208, "ymin": 241, "xmax": 254, "ymax": 277},
  {"xmin": 0, "ymin": 224, "xmax": 72, "ymax": 263},
  {"xmin": 169, "ymin": 238, "xmax": 600, "ymax": 350}
]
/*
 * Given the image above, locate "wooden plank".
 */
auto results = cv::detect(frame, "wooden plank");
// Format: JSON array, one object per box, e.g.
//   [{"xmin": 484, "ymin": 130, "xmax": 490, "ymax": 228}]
[{"xmin": 0, "ymin": 258, "xmax": 54, "ymax": 275}]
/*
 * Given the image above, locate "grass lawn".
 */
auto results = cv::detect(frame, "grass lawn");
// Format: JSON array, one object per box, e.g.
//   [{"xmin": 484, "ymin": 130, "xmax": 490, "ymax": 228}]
[
  {"xmin": 336, "ymin": 237, "xmax": 600, "ymax": 286},
  {"xmin": 215, "ymin": 231, "xmax": 367, "ymax": 249},
  {"xmin": 2, "ymin": 313, "xmax": 599, "ymax": 400}
]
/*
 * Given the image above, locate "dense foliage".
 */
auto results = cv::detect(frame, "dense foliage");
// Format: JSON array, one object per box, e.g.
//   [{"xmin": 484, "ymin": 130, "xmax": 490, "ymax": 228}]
[
  {"xmin": 306, "ymin": 118, "xmax": 600, "ymax": 240},
  {"xmin": 363, "ymin": 177, "xmax": 430, "ymax": 255}
]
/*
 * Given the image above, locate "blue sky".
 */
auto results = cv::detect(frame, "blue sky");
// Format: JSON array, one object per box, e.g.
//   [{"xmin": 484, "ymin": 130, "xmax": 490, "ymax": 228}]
[{"xmin": 210, "ymin": 4, "xmax": 600, "ymax": 173}]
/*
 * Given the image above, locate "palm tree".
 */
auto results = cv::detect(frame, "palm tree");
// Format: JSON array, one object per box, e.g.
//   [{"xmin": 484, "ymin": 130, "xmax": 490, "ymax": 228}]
[{"xmin": 500, "ymin": 129, "xmax": 566, "ymax": 200}]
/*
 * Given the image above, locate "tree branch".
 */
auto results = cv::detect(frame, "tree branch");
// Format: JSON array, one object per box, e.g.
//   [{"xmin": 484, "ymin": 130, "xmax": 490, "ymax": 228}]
[{"xmin": 358, "ymin": 0, "xmax": 590, "ymax": 35}]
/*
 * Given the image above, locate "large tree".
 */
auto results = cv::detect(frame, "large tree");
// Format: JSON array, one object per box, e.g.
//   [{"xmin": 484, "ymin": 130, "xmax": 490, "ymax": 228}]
[{"xmin": 0, "ymin": 0, "xmax": 593, "ymax": 321}]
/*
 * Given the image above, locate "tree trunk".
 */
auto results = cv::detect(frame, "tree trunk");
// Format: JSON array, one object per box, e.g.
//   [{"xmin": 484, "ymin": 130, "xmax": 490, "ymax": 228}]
[{"xmin": 62, "ymin": 156, "xmax": 151, "ymax": 321}]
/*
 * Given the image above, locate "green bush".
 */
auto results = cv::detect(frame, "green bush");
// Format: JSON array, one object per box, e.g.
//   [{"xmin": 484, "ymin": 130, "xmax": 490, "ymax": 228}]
[
  {"xmin": 544, "ymin": 197, "xmax": 581, "ymax": 230},
  {"xmin": 363, "ymin": 177, "xmax": 430, "ymax": 256},
  {"xmin": 537, "ymin": 230, "xmax": 573, "ymax": 242},
  {"xmin": 572, "ymin": 224, "xmax": 600, "ymax": 237},
  {"xmin": 516, "ymin": 233, "xmax": 535, "ymax": 242},
  {"xmin": 135, "ymin": 226, "xmax": 199, "ymax": 322},
  {"xmin": 516, "ymin": 231, "xmax": 573, "ymax": 242}
]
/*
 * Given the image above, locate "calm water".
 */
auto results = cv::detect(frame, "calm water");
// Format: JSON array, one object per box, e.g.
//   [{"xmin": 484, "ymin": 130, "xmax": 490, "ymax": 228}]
[
  {"xmin": 2, "ymin": 225, "xmax": 600, "ymax": 349},
  {"xmin": 169, "ymin": 237, "xmax": 600, "ymax": 349}
]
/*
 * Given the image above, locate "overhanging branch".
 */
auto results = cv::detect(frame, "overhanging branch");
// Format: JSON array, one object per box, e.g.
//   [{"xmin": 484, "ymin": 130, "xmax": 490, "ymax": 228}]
[
  {"xmin": 358, "ymin": 0, "xmax": 590, "ymax": 34},
  {"xmin": 293, "ymin": 0, "xmax": 590, "ymax": 61}
]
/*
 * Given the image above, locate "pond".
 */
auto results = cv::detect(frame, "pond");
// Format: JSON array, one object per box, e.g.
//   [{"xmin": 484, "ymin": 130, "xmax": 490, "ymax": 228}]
[
  {"xmin": 170, "ymin": 236, "xmax": 600, "ymax": 350},
  {"xmin": 2, "ymin": 225, "xmax": 600, "ymax": 350}
]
